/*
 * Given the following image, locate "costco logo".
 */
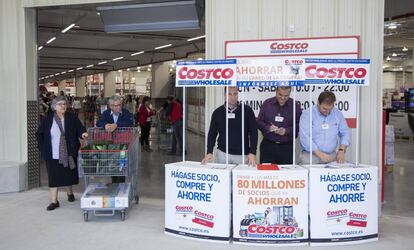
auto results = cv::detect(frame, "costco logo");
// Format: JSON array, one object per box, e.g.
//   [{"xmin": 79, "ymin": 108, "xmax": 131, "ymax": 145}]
[
  {"xmin": 175, "ymin": 205, "xmax": 193, "ymax": 214},
  {"xmin": 247, "ymin": 224, "xmax": 296, "ymax": 235},
  {"xmin": 270, "ymin": 42, "xmax": 309, "ymax": 54},
  {"xmin": 305, "ymin": 65, "xmax": 367, "ymax": 79},
  {"xmin": 177, "ymin": 67, "xmax": 234, "ymax": 80}
]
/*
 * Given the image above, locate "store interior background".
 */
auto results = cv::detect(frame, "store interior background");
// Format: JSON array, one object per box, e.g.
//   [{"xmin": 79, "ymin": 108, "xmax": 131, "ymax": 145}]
[{"xmin": 35, "ymin": 0, "xmax": 414, "ymax": 210}]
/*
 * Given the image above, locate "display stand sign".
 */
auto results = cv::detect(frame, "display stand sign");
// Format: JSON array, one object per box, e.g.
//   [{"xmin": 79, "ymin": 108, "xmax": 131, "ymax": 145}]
[
  {"xmin": 236, "ymin": 58, "xmax": 305, "ymax": 86},
  {"xmin": 232, "ymin": 164, "xmax": 309, "ymax": 245},
  {"xmin": 176, "ymin": 59, "xmax": 237, "ymax": 87},
  {"xmin": 235, "ymin": 58, "xmax": 370, "ymax": 87},
  {"xmin": 165, "ymin": 161, "xmax": 235, "ymax": 242},
  {"xmin": 305, "ymin": 58, "xmax": 370, "ymax": 86},
  {"xmin": 308, "ymin": 164, "xmax": 378, "ymax": 245}
]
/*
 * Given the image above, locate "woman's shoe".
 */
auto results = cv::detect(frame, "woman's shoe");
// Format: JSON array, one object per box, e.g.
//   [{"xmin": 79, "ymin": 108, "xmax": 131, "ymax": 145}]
[
  {"xmin": 67, "ymin": 193, "xmax": 75, "ymax": 202},
  {"xmin": 46, "ymin": 201, "xmax": 60, "ymax": 211},
  {"xmin": 145, "ymin": 146, "xmax": 153, "ymax": 152}
]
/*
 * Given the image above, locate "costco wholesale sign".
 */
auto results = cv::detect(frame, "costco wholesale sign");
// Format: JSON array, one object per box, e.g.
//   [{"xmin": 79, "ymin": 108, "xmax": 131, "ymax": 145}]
[
  {"xmin": 308, "ymin": 165, "xmax": 378, "ymax": 245},
  {"xmin": 165, "ymin": 162, "xmax": 234, "ymax": 242},
  {"xmin": 232, "ymin": 165, "xmax": 309, "ymax": 245},
  {"xmin": 225, "ymin": 36, "xmax": 360, "ymax": 128},
  {"xmin": 176, "ymin": 59, "xmax": 237, "ymax": 87},
  {"xmin": 305, "ymin": 59, "xmax": 370, "ymax": 86}
]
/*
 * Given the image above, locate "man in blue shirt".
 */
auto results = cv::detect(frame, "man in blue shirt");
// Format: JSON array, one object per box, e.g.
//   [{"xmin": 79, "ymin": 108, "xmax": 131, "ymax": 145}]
[
  {"xmin": 299, "ymin": 91, "xmax": 350, "ymax": 164},
  {"xmin": 96, "ymin": 95, "xmax": 133, "ymax": 183}
]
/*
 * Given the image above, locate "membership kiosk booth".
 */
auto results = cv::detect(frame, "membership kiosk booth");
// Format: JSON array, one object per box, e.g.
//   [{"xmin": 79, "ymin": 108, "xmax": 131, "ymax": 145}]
[{"xmin": 164, "ymin": 36, "xmax": 378, "ymax": 246}]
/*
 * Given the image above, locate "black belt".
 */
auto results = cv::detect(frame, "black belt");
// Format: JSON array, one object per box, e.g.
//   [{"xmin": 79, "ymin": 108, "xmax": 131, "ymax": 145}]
[{"xmin": 264, "ymin": 139, "xmax": 293, "ymax": 145}]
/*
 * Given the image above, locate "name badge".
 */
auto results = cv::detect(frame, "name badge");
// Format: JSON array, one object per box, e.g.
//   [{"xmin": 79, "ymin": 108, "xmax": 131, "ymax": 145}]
[
  {"xmin": 227, "ymin": 113, "xmax": 235, "ymax": 119},
  {"xmin": 322, "ymin": 123, "xmax": 329, "ymax": 130},
  {"xmin": 275, "ymin": 116, "xmax": 284, "ymax": 122}
]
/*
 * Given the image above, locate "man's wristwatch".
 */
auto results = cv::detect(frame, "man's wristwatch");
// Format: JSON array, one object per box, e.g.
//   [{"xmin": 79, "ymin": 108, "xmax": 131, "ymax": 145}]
[{"xmin": 338, "ymin": 148, "xmax": 346, "ymax": 153}]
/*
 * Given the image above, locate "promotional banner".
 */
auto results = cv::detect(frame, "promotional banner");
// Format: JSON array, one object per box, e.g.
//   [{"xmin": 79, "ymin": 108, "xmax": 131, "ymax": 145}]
[
  {"xmin": 305, "ymin": 59, "xmax": 370, "ymax": 86},
  {"xmin": 236, "ymin": 58, "xmax": 305, "ymax": 87},
  {"xmin": 308, "ymin": 165, "xmax": 378, "ymax": 245},
  {"xmin": 165, "ymin": 161, "xmax": 234, "ymax": 242},
  {"xmin": 232, "ymin": 165, "xmax": 309, "ymax": 245},
  {"xmin": 176, "ymin": 59, "xmax": 237, "ymax": 87},
  {"xmin": 225, "ymin": 36, "xmax": 359, "ymax": 128}
]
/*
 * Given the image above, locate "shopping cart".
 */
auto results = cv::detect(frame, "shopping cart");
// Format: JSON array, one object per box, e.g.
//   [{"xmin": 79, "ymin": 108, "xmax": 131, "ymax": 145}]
[
  {"xmin": 156, "ymin": 110, "xmax": 173, "ymax": 152},
  {"xmin": 78, "ymin": 127, "xmax": 139, "ymax": 221}
]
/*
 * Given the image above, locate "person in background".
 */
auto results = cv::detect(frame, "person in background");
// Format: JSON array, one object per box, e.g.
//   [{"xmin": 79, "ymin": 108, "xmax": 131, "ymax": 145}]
[
  {"xmin": 201, "ymin": 86, "xmax": 258, "ymax": 165},
  {"xmin": 299, "ymin": 91, "xmax": 351, "ymax": 164},
  {"xmin": 36, "ymin": 96, "xmax": 88, "ymax": 211},
  {"xmin": 83, "ymin": 96, "xmax": 96, "ymax": 128},
  {"xmin": 39, "ymin": 94, "xmax": 49, "ymax": 120},
  {"xmin": 125, "ymin": 95, "xmax": 137, "ymax": 125},
  {"xmin": 96, "ymin": 92, "xmax": 108, "ymax": 117},
  {"xmin": 96, "ymin": 95, "xmax": 134, "ymax": 183},
  {"xmin": 138, "ymin": 96, "xmax": 156, "ymax": 152},
  {"xmin": 166, "ymin": 95, "xmax": 185, "ymax": 156},
  {"xmin": 257, "ymin": 86, "xmax": 302, "ymax": 164},
  {"xmin": 72, "ymin": 97, "xmax": 82, "ymax": 118}
]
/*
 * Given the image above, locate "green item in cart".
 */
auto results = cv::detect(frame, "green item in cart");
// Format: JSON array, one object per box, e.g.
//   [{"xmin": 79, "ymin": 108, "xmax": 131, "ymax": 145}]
[
  {"xmin": 120, "ymin": 150, "xmax": 126, "ymax": 159},
  {"xmin": 108, "ymin": 144, "xmax": 120, "ymax": 150}
]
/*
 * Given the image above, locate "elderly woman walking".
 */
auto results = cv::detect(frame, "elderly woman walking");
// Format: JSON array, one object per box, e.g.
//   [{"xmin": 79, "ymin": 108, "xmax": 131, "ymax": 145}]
[{"xmin": 36, "ymin": 96, "xmax": 88, "ymax": 211}]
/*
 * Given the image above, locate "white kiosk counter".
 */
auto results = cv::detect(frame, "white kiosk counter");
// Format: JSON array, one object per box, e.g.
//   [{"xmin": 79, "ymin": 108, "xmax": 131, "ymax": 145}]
[
  {"xmin": 307, "ymin": 164, "xmax": 378, "ymax": 245},
  {"xmin": 232, "ymin": 164, "xmax": 309, "ymax": 245},
  {"xmin": 164, "ymin": 161, "xmax": 234, "ymax": 242}
]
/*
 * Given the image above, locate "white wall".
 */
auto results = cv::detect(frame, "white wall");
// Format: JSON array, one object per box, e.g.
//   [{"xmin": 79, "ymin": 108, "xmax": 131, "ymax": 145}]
[
  {"xmin": 383, "ymin": 71, "xmax": 413, "ymax": 90},
  {"xmin": 134, "ymin": 71, "xmax": 151, "ymax": 95},
  {"xmin": 104, "ymin": 71, "xmax": 117, "ymax": 97},
  {"xmin": 205, "ymin": 0, "xmax": 384, "ymax": 169},
  {"xmin": 0, "ymin": 0, "xmax": 29, "ymax": 161},
  {"xmin": 151, "ymin": 62, "xmax": 170, "ymax": 98},
  {"xmin": 75, "ymin": 76, "xmax": 86, "ymax": 97}
]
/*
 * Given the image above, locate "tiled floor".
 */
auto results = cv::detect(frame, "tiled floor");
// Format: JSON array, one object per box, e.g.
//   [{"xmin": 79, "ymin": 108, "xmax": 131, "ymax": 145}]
[{"xmin": 5, "ymin": 130, "xmax": 414, "ymax": 250}]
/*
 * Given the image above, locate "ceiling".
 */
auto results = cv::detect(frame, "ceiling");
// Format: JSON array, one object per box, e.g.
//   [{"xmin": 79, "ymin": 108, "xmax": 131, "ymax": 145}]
[
  {"xmin": 38, "ymin": 0, "xmax": 205, "ymax": 81},
  {"xmin": 383, "ymin": 0, "xmax": 414, "ymax": 72},
  {"xmin": 383, "ymin": 15, "xmax": 414, "ymax": 72},
  {"xmin": 37, "ymin": 0, "xmax": 414, "ymax": 80}
]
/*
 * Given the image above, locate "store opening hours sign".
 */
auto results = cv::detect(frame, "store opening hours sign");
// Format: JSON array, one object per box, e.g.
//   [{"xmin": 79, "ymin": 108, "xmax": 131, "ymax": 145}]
[{"xmin": 225, "ymin": 36, "xmax": 361, "ymax": 128}]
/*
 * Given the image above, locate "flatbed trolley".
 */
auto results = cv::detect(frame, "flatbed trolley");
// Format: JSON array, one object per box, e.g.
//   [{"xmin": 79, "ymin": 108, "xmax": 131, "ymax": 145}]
[{"xmin": 78, "ymin": 127, "xmax": 139, "ymax": 221}]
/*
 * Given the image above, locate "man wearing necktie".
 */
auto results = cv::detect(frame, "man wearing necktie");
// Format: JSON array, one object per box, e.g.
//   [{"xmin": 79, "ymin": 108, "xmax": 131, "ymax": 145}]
[{"xmin": 96, "ymin": 95, "xmax": 134, "ymax": 183}]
